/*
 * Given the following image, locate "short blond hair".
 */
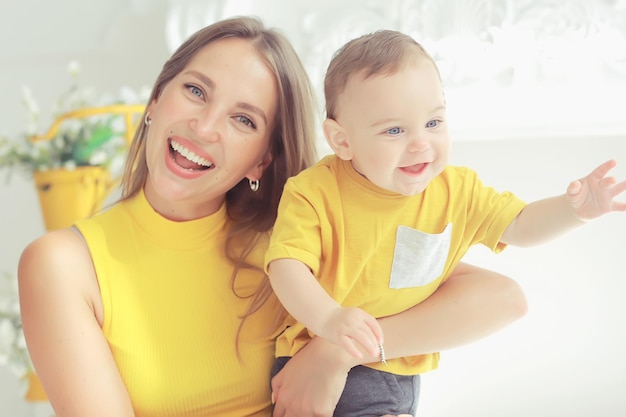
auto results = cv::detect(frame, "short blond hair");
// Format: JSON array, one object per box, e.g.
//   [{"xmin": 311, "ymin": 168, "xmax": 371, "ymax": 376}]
[{"xmin": 324, "ymin": 30, "xmax": 439, "ymax": 119}]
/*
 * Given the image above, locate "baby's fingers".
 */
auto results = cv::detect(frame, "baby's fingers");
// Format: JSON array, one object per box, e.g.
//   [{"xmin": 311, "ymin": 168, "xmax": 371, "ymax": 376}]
[
  {"xmin": 340, "ymin": 324, "xmax": 380, "ymax": 358},
  {"xmin": 359, "ymin": 314, "xmax": 384, "ymax": 357},
  {"xmin": 566, "ymin": 180, "xmax": 582, "ymax": 197},
  {"xmin": 611, "ymin": 178, "xmax": 626, "ymax": 198},
  {"xmin": 603, "ymin": 176, "xmax": 626, "ymax": 212},
  {"xmin": 338, "ymin": 335, "xmax": 365, "ymax": 359},
  {"xmin": 363, "ymin": 313, "xmax": 384, "ymax": 344},
  {"xmin": 612, "ymin": 180, "xmax": 626, "ymax": 212},
  {"xmin": 589, "ymin": 159, "xmax": 617, "ymax": 179}
]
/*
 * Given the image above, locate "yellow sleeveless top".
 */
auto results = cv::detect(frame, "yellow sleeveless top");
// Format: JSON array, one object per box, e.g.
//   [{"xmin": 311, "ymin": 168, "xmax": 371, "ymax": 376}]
[{"xmin": 75, "ymin": 189, "xmax": 275, "ymax": 416}]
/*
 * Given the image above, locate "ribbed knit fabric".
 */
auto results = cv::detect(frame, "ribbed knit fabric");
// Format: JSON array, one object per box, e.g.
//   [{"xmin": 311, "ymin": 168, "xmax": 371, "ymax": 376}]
[{"xmin": 75, "ymin": 189, "xmax": 275, "ymax": 416}]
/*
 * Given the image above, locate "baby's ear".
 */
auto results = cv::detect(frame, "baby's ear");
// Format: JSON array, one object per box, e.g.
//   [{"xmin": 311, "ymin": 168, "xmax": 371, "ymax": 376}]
[{"xmin": 323, "ymin": 118, "xmax": 352, "ymax": 160}]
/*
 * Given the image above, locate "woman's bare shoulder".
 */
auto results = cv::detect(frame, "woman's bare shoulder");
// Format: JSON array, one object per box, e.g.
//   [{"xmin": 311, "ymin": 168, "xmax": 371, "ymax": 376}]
[
  {"xmin": 18, "ymin": 227, "xmax": 101, "ymax": 317},
  {"xmin": 19, "ymin": 227, "xmax": 91, "ymax": 273}
]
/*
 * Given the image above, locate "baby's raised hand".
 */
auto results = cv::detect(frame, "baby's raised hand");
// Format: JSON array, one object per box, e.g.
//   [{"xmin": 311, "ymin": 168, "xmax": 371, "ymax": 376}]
[
  {"xmin": 566, "ymin": 159, "xmax": 626, "ymax": 221},
  {"xmin": 322, "ymin": 306, "xmax": 383, "ymax": 359}
]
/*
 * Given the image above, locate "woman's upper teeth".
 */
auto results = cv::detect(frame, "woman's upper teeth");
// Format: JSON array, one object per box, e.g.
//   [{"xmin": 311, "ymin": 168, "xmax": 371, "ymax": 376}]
[{"xmin": 171, "ymin": 140, "xmax": 213, "ymax": 167}]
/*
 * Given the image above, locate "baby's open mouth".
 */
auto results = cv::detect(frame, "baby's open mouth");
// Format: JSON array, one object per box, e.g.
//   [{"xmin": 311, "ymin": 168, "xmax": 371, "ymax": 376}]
[
  {"xmin": 169, "ymin": 139, "xmax": 214, "ymax": 171},
  {"xmin": 402, "ymin": 163, "xmax": 427, "ymax": 174}
]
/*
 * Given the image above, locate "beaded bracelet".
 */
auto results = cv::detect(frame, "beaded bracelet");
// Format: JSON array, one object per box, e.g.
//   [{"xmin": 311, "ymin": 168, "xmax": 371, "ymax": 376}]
[{"xmin": 378, "ymin": 343, "xmax": 387, "ymax": 365}]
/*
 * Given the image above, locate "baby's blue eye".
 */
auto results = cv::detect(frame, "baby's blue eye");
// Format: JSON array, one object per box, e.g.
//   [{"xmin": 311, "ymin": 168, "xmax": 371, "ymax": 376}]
[
  {"xmin": 426, "ymin": 120, "xmax": 439, "ymax": 128},
  {"xmin": 387, "ymin": 127, "xmax": 402, "ymax": 135}
]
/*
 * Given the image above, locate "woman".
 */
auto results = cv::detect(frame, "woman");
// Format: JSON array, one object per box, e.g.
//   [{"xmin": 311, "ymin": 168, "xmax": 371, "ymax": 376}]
[
  {"xmin": 19, "ymin": 16, "xmax": 317, "ymax": 417},
  {"xmin": 18, "ymin": 16, "xmax": 526, "ymax": 417}
]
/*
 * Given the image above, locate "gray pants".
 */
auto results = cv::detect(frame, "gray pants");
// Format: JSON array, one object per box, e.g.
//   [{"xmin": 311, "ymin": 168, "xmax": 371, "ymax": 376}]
[{"xmin": 271, "ymin": 357, "xmax": 420, "ymax": 417}]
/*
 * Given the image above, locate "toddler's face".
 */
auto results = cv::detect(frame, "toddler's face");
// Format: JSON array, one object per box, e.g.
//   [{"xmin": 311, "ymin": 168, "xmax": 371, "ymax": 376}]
[{"xmin": 333, "ymin": 60, "xmax": 450, "ymax": 196}]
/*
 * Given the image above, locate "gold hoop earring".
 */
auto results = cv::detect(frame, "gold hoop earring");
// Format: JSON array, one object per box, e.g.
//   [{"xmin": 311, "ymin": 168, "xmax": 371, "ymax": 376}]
[{"xmin": 249, "ymin": 179, "xmax": 260, "ymax": 192}]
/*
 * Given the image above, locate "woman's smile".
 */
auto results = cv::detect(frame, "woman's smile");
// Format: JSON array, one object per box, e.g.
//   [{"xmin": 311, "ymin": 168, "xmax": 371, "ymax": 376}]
[
  {"xmin": 169, "ymin": 138, "xmax": 214, "ymax": 171},
  {"xmin": 161, "ymin": 135, "xmax": 217, "ymax": 181}
]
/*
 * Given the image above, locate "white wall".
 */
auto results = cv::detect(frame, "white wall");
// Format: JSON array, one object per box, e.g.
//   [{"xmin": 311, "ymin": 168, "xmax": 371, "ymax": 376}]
[
  {"xmin": 419, "ymin": 135, "xmax": 626, "ymax": 417},
  {"xmin": 1, "ymin": 1, "xmax": 625, "ymax": 416}
]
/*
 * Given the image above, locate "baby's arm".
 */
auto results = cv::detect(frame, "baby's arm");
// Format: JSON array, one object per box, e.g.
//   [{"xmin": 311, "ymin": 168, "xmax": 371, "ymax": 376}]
[
  {"xmin": 268, "ymin": 258, "xmax": 383, "ymax": 358},
  {"xmin": 501, "ymin": 159, "xmax": 626, "ymax": 247}
]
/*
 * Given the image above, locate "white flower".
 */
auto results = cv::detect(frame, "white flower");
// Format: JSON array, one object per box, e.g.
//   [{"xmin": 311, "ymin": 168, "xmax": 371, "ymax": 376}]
[
  {"xmin": 88, "ymin": 150, "xmax": 107, "ymax": 166},
  {"xmin": 0, "ymin": 318, "xmax": 17, "ymax": 358},
  {"xmin": 21, "ymin": 86, "xmax": 40, "ymax": 117},
  {"xmin": 52, "ymin": 136, "xmax": 65, "ymax": 150},
  {"xmin": 0, "ymin": 271, "xmax": 31, "ymax": 381},
  {"xmin": 118, "ymin": 86, "xmax": 137, "ymax": 104},
  {"xmin": 16, "ymin": 330, "xmax": 28, "ymax": 350},
  {"xmin": 67, "ymin": 60, "xmax": 81, "ymax": 79},
  {"xmin": 63, "ymin": 86, "xmax": 97, "ymax": 112},
  {"xmin": 32, "ymin": 141, "xmax": 46, "ymax": 156},
  {"xmin": 111, "ymin": 117, "xmax": 125, "ymax": 132},
  {"xmin": 138, "ymin": 85, "xmax": 152, "ymax": 102},
  {"xmin": 21, "ymin": 86, "xmax": 40, "ymax": 136},
  {"xmin": 63, "ymin": 160, "xmax": 77, "ymax": 170}
]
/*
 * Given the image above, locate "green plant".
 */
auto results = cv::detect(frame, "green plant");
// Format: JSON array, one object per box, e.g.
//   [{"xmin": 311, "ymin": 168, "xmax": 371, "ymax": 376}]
[{"xmin": 0, "ymin": 61, "xmax": 148, "ymax": 180}]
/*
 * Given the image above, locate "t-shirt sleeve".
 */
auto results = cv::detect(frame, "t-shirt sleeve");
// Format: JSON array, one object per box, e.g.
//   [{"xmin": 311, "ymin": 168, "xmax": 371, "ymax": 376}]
[
  {"xmin": 264, "ymin": 178, "xmax": 323, "ymax": 275},
  {"xmin": 461, "ymin": 168, "xmax": 527, "ymax": 253}
]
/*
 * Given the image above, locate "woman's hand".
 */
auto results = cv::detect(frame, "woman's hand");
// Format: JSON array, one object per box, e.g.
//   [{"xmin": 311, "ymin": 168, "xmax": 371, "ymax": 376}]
[
  {"xmin": 271, "ymin": 339, "xmax": 412, "ymax": 417},
  {"xmin": 271, "ymin": 336, "xmax": 353, "ymax": 417}
]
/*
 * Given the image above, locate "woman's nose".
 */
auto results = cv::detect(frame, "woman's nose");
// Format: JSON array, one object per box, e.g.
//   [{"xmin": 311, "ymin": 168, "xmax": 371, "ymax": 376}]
[{"xmin": 190, "ymin": 108, "xmax": 222, "ymax": 142}]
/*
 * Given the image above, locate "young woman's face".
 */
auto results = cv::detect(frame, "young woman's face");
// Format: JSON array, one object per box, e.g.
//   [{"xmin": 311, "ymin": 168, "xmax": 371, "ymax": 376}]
[
  {"xmin": 144, "ymin": 37, "xmax": 278, "ymax": 220},
  {"xmin": 332, "ymin": 59, "xmax": 450, "ymax": 196}
]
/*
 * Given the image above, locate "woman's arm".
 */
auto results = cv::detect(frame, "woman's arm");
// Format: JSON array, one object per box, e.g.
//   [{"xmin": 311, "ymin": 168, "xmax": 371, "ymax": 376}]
[
  {"xmin": 372, "ymin": 262, "xmax": 527, "ymax": 361},
  {"xmin": 272, "ymin": 262, "xmax": 527, "ymax": 417},
  {"xmin": 18, "ymin": 229, "xmax": 135, "ymax": 417}
]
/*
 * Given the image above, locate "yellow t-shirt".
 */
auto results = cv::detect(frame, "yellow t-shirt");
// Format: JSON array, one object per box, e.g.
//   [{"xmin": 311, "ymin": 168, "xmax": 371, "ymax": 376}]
[
  {"xmin": 265, "ymin": 155, "xmax": 527, "ymax": 376},
  {"xmin": 75, "ymin": 189, "xmax": 276, "ymax": 417}
]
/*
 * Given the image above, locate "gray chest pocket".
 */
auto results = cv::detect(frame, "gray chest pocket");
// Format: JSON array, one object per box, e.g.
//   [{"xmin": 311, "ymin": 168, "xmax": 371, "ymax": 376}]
[{"xmin": 389, "ymin": 223, "xmax": 452, "ymax": 289}]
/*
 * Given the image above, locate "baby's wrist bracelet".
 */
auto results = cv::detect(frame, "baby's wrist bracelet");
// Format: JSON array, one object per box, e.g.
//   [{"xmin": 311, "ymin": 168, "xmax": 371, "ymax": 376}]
[{"xmin": 378, "ymin": 343, "xmax": 387, "ymax": 365}]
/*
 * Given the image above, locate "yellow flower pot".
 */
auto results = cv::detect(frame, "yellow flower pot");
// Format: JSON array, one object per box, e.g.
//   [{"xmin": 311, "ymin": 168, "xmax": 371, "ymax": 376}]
[
  {"xmin": 25, "ymin": 371, "xmax": 48, "ymax": 402},
  {"xmin": 33, "ymin": 166, "xmax": 112, "ymax": 231},
  {"xmin": 29, "ymin": 105, "xmax": 146, "ymax": 231}
]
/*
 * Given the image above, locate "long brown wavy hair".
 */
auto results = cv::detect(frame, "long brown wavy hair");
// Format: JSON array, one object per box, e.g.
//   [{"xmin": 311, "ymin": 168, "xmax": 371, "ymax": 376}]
[{"xmin": 120, "ymin": 16, "xmax": 318, "ymax": 346}]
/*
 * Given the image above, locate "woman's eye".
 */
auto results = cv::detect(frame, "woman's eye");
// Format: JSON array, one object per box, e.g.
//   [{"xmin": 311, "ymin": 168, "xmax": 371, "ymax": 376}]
[
  {"xmin": 186, "ymin": 84, "xmax": 204, "ymax": 98},
  {"xmin": 235, "ymin": 115, "xmax": 256, "ymax": 129},
  {"xmin": 426, "ymin": 120, "xmax": 439, "ymax": 128},
  {"xmin": 386, "ymin": 127, "xmax": 402, "ymax": 135}
]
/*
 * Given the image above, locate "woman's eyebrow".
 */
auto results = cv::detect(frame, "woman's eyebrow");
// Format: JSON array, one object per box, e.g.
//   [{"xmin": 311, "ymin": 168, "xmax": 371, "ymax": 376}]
[
  {"xmin": 236, "ymin": 102, "xmax": 268, "ymax": 126},
  {"xmin": 187, "ymin": 70, "xmax": 215, "ymax": 89},
  {"xmin": 186, "ymin": 70, "xmax": 267, "ymax": 125}
]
